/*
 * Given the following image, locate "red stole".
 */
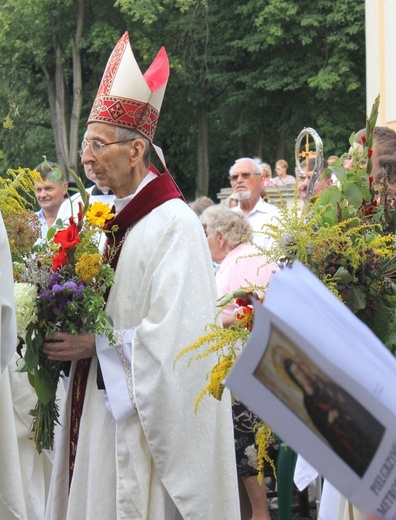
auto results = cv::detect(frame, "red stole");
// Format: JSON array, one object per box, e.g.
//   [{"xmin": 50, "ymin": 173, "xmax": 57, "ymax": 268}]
[
  {"xmin": 68, "ymin": 170, "xmax": 183, "ymax": 486},
  {"xmin": 103, "ymin": 169, "xmax": 184, "ymax": 269}
]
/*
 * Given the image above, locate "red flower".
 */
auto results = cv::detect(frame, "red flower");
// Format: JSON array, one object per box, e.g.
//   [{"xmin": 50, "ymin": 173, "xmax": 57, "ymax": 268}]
[
  {"xmin": 368, "ymin": 149, "xmax": 373, "ymax": 158},
  {"xmin": 54, "ymin": 221, "xmax": 80, "ymax": 250},
  {"xmin": 361, "ymin": 135, "xmax": 367, "ymax": 144},
  {"xmin": 241, "ymin": 306, "xmax": 253, "ymax": 316},
  {"xmin": 77, "ymin": 202, "xmax": 84, "ymax": 229},
  {"xmin": 52, "ymin": 248, "xmax": 67, "ymax": 271},
  {"xmin": 235, "ymin": 293, "xmax": 254, "ymax": 306},
  {"xmin": 235, "ymin": 305, "xmax": 253, "ymax": 321},
  {"xmin": 361, "ymin": 199, "xmax": 378, "ymax": 216},
  {"xmin": 235, "ymin": 297, "xmax": 250, "ymax": 307}
]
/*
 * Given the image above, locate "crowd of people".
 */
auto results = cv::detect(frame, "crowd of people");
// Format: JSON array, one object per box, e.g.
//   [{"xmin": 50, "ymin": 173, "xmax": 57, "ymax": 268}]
[{"xmin": 1, "ymin": 30, "xmax": 396, "ymax": 520}]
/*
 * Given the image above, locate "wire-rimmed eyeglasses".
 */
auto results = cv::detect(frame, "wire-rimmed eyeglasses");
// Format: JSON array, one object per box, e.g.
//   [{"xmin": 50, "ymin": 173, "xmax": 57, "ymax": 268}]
[{"xmin": 79, "ymin": 139, "xmax": 136, "ymax": 157}]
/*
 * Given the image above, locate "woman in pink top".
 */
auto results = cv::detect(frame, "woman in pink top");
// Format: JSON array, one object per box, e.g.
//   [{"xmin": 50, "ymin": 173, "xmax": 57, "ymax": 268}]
[
  {"xmin": 200, "ymin": 204, "xmax": 278, "ymax": 327},
  {"xmin": 200, "ymin": 204, "xmax": 278, "ymax": 520},
  {"xmin": 261, "ymin": 162, "xmax": 273, "ymax": 186}
]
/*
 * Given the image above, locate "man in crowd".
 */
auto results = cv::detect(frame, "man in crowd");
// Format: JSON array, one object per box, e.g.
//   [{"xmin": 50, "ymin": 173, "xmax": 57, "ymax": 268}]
[
  {"xmin": 229, "ymin": 157, "xmax": 280, "ymax": 250},
  {"xmin": 297, "ymin": 157, "xmax": 331, "ymax": 205},
  {"xmin": 83, "ymin": 162, "xmax": 114, "ymax": 202},
  {"xmin": 34, "ymin": 161, "xmax": 68, "ymax": 240},
  {"xmin": 43, "ymin": 32, "xmax": 239, "ymax": 520}
]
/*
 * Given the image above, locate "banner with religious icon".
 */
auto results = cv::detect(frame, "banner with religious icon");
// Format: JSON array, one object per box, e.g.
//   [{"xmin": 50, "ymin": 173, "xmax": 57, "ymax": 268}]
[{"xmin": 225, "ymin": 261, "xmax": 396, "ymax": 519}]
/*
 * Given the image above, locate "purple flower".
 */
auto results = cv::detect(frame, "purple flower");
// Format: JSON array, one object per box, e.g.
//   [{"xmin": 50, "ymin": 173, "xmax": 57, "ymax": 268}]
[
  {"xmin": 48, "ymin": 273, "xmax": 60, "ymax": 288},
  {"xmin": 50, "ymin": 281, "xmax": 84, "ymax": 296},
  {"xmin": 51, "ymin": 283, "xmax": 65, "ymax": 293},
  {"xmin": 63, "ymin": 281, "xmax": 79, "ymax": 291}
]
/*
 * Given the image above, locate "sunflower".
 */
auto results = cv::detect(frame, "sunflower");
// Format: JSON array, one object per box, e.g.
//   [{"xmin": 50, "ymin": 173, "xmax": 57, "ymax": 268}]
[{"xmin": 85, "ymin": 202, "xmax": 114, "ymax": 227}]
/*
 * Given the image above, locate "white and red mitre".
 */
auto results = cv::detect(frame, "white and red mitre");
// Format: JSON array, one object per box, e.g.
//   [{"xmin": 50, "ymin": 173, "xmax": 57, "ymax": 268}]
[{"xmin": 87, "ymin": 32, "xmax": 169, "ymax": 143}]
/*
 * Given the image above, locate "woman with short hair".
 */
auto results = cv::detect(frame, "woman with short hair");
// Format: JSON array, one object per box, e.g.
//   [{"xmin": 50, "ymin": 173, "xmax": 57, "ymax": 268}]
[
  {"xmin": 200, "ymin": 204, "xmax": 278, "ymax": 520},
  {"xmin": 273, "ymin": 159, "xmax": 296, "ymax": 186}
]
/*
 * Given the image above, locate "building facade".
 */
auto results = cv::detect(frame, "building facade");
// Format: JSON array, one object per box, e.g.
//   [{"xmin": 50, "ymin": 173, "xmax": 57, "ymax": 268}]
[{"xmin": 366, "ymin": 0, "xmax": 396, "ymax": 130}]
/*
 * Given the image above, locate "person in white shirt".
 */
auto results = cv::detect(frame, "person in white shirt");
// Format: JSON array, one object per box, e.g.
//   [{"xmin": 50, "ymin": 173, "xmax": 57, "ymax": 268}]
[
  {"xmin": 229, "ymin": 157, "xmax": 280, "ymax": 251},
  {"xmin": 34, "ymin": 161, "xmax": 68, "ymax": 240}
]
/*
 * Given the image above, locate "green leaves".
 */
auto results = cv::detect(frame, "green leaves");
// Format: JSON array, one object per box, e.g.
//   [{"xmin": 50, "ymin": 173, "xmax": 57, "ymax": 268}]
[
  {"xmin": 0, "ymin": 0, "xmax": 367, "ymax": 200},
  {"xmin": 15, "ymin": 324, "xmax": 54, "ymax": 405},
  {"xmin": 343, "ymin": 181, "xmax": 363, "ymax": 208},
  {"xmin": 32, "ymin": 367, "xmax": 54, "ymax": 406},
  {"xmin": 3, "ymin": 114, "xmax": 14, "ymax": 131},
  {"xmin": 358, "ymin": 294, "xmax": 396, "ymax": 349},
  {"xmin": 20, "ymin": 323, "xmax": 43, "ymax": 372}
]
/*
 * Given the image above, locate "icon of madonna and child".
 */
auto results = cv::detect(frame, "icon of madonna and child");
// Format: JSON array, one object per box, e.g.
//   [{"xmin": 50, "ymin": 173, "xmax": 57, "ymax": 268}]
[{"xmin": 254, "ymin": 325, "xmax": 385, "ymax": 478}]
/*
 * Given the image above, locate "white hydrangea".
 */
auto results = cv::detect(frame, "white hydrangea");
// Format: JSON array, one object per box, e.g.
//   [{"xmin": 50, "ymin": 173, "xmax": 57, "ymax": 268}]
[
  {"xmin": 244, "ymin": 444, "xmax": 258, "ymax": 469},
  {"xmin": 14, "ymin": 282, "xmax": 38, "ymax": 336}
]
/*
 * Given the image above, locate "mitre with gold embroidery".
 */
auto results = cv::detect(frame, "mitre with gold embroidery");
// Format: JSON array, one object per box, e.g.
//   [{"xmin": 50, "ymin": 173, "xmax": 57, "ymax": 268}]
[{"xmin": 87, "ymin": 32, "xmax": 169, "ymax": 144}]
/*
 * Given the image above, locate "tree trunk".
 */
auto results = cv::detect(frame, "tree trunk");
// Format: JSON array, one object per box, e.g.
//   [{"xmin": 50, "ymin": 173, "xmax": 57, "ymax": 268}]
[
  {"xmin": 256, "ymin": 131, "xmax": 264, "ymax": 160},
  {"xmin": 42, "ymin": 3, "xmax": 85, "ymax": 180},
  {"xmin": 69, "ymin": 0, "xmax": 85, "ymax": 174},
  {"xmin": 43, "ymin": 38, "xmax": 69, "ymax": 179},
  {"xmin": 276, "ymin": 131, "xmax": 287, "ymax": 162},
  {"xmin": 195, "ymin": 104, "xmax": 209, "ymax": 198}
]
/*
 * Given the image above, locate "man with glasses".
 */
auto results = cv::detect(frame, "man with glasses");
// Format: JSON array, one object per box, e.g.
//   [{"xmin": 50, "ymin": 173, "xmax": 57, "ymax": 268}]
[
  {"xmin": 43, "ymin": 32, "xmax": 239, "ymax": 520},
  {"xmin": 229, "ymin": 157, "xmax": 280, "ymax": 250}
]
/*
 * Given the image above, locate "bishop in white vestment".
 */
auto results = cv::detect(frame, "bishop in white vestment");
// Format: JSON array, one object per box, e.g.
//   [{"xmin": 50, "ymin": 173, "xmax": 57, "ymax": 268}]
[{"xmin": 43, "ymin": 32, "xmax": 240, "ymax": 520}]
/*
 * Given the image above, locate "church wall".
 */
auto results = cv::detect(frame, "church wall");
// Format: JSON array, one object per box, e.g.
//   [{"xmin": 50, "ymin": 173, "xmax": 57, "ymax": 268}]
[{"xmin": 366, "ymin": 0, "xmax": 396, "ymax": 130}]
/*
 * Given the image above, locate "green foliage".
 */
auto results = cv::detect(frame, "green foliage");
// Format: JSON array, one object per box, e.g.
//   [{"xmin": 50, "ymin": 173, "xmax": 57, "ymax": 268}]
[
  {"xmin": 264, "ymin": 99, "xmax": 396, "ymax": 351},
  {"xmin": 0, "ymin": 0, "xmax": 366, "ymax": 200},
  {"xmin": 0, "ymin": 167, "xmax": 41, "ymax": 213},
  {"xmin": 116, "ymin": 0, "xmax": 165, "ymax": 24}
]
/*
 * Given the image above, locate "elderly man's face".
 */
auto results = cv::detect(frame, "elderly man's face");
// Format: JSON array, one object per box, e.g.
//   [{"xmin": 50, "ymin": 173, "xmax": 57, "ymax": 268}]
[
  {"xmin": 229, "ymin": 160, "xmax": 263, "ymax": 202},
  {"xmin": 81, "ymin": 123, "xmax": 136, "ymax": 199},
  {"xmin": 84, "ymin": 162, "xmax": 111, "ymax": 193}
]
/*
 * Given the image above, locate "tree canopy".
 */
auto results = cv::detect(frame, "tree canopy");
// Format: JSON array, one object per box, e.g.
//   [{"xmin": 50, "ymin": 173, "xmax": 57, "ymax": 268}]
[{"xmin": 0, "ymin": 0, "xmax": 366, "ymax": 200}]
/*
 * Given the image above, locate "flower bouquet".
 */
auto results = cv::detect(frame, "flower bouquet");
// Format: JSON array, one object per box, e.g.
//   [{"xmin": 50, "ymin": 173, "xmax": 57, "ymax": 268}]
[
  {"xmin": 15, "ymin": 168, "xmax": 116, "ymax": 453},
  {"xmin": 176, "ymin": 95, "xmax": 396, "ymax": 477}
]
